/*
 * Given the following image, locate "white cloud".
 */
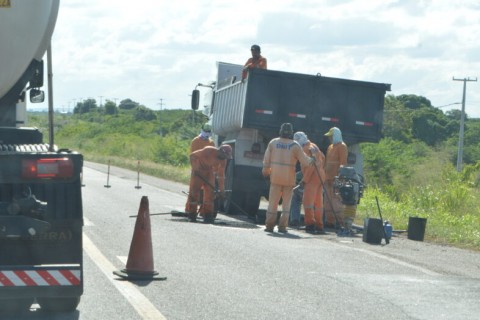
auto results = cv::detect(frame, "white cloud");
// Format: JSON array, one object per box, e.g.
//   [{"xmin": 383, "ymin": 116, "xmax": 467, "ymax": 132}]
[{"xmin": 31, "ymin": 0, "xmax": 479, "ymax": 118}]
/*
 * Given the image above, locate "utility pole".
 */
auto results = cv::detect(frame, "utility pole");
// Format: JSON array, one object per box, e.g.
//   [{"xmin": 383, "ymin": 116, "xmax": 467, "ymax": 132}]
[
  {"xmin": 98, "ymin": 95, "xmax": 104, "ymax": 107},
  {"xmin": 452, "ymin": 77, "xmax": 477, "ymax": 172},
  {"xmin": 158, "ymin": 98, "xmax": 164, "ymax": 136}
]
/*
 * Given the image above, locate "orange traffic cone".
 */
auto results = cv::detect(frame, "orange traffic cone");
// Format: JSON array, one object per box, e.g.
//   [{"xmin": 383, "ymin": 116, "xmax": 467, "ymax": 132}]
[{"xmin": 113, "ymin": 196, "xmax": 166, "ymax": 280}]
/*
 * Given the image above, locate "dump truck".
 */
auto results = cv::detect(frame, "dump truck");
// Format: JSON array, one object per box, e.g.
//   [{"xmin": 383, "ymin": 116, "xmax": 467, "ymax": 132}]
[
  {"xmin": 192, "ymin": 62, "xmax": 390, "ymax": 221},
  {"xmin": 0, "ymin": 0, "xmax": 84, "ymax": 313}
]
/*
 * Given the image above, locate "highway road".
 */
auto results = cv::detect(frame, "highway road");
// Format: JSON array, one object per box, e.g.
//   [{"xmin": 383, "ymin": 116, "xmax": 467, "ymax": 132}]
[{"xmin": 12, "ymin": 161, "xmax": 480, "ymax": 320}]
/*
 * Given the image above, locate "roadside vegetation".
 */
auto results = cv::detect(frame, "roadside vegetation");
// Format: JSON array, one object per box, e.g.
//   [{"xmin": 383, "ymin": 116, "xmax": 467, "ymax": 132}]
[{"xmin": 28, "ymin": 95, "xmax": 480, "ymax": 250}]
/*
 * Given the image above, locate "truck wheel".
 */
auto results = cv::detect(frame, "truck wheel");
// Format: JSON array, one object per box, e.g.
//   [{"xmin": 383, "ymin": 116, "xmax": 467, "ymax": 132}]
[
  {"xmin": 244, "ymin": 192, "xmax": 261, "ymax": 219},
  {"xmin": 224, "ymin": 160, "xmax": 244, "ymax": 215},
  {"xmin": 37, "ymin": 296, "xmax": 80, "ymax": 313},
  {"xmin": 0, "ymin": 298, "xmax": 33, "ymax": 314}
]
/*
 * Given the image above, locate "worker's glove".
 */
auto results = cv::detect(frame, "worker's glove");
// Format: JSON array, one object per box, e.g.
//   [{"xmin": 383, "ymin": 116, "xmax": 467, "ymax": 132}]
[
  {"xmin": 293, "ymin": 186, "xmax": 303, "ymax": 197},
  {"xmin": 262, "ymin": 167, "xmax": 271, "ymax": 177},
  {"xmin": 308, "ymin": 157, "xmax": 316, "ymax": 165}
]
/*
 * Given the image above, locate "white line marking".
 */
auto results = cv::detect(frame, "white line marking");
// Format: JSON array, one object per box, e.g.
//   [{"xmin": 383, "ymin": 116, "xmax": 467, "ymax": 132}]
[
  {"xmin": 330, "ymin": 240, "xmax": 441, "ymax": 276},
  {"xmin": 84, "ymin": 217, "xmax": 94, "ymax": 226},
  {"xmin": 118, "ymin": 256, "xmax": 128, "ymax": 265},
  {"xmin": 83, "ymin": 233, "xmax": 167, "ymax": 320}
]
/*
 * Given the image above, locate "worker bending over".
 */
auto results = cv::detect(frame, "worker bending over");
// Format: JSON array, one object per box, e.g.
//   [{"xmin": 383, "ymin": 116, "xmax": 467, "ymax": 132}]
[{"xmin": 186, "ymin": 145, "xmax": 232, "ymax": 223}]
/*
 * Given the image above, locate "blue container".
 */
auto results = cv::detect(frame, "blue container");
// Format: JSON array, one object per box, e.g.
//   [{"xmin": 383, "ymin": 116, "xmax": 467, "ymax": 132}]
[{"xmin": 384, "ymin": 221, "xmax": 392, "ymax": 240}]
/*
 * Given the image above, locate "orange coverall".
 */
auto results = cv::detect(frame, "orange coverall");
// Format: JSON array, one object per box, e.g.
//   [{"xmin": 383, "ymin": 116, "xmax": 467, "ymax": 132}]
[
  {"xmin": 190, "ymin": 135, "xmax": 214, "ymax": 153},
  {"xmin": 262, "ymin": 138, "xmax": 313, "ymax": 231},
  {"xmin": 186, "ymin": 146, "xmax": 227, "ymax": 221},
  {"xmin": 300, "ymin": 141, "xmax": 326, "ymax": 230},
  {"xmin": 324, "ymin": 141, "xmax": 348, "ymax": 226},
  {"xmin": 185, "ymin": 135, "xmax": 215, "ymax": 214}
]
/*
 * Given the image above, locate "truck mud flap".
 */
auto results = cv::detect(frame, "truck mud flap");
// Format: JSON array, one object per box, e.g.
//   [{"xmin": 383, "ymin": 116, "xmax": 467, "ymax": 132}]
[{"xmin": 0, "ymin": 264, "xmax": 82, "ymax": 299}]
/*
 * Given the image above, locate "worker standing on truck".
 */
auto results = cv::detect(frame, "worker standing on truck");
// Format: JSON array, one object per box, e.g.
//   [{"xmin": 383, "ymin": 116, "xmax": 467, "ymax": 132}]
[
  {"xmin": 324, "ymin": 127, "xmax": 348, "ymax": 228},
  {"xmin": 186, "ymin": 145, "xmax": 232, "ymax": 223},
  {"xmin": 242, "ymin": 44, "xmax": 267, "ymax": 80},
  {"xmin": 293, "ymin": 131, "xmax": 327, "ymax": 234},
  {"xmin": 185, "ymin": 123, "xmax": 215, "ymax": 215},
  {"xmin": 262, "ymin": 123, "xmax": 315, "ymax": 233}
]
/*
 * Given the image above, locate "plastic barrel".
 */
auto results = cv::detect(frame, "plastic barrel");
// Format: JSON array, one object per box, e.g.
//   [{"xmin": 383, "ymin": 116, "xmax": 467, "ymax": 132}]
[
  {"xmin": 384, "ymin": 222, "xmax": 392, "ymax": 240},
  {"xmin": 408, "ymin": 217, "xmax": 427, "ymax": 241}
]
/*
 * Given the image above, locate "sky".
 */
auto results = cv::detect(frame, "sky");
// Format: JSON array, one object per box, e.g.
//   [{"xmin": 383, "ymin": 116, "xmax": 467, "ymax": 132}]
[{"xmin": 34, "ymin": 0, "xmax": 480, "ymax": 118}]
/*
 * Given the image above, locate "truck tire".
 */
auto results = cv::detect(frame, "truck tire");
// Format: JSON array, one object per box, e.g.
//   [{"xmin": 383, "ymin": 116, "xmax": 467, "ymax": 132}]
[
  {"xmin": 37, "ymin": 296, "xmax": 80, "ymax": 313},
  {"xmin": 224, "ymin": 159, "xmax": 245, "ymax": 215},
  {"xmin": 244, "ymin": 191, "xmax": 261, "ymax": 220}
]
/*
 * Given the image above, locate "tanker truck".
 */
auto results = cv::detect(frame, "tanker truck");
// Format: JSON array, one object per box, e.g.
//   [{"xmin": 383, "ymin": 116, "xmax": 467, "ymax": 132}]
[
  {"xmin": 0, "ymin": 1, "xmax": 84, "ymax": 313},
  {"xmin": 191, "ymin": 62, "xmax": 390, "ymax": 222}
]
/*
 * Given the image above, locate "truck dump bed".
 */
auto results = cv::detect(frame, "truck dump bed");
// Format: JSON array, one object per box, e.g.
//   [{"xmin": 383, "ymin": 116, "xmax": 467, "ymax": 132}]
[{"xmin": 212, "ymin": 68, "xmax": 391, "ymax": 144}]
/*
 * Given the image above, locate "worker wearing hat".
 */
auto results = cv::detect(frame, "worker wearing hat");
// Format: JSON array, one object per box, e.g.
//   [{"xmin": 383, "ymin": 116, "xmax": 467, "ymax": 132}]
[
  {"xmin": 185, "ymin": 123, "xmax": 216, "ymax": 216},
  {"xmin": 190, "ymin": 123, "xmax": 214, "ymax": 153},
  {"xmin": 293, "ymin": 131, "xmax": 327, "ymax": 234},
  {"xmin": 262, "ymin": 123, "xmax": 316, "ymax": 233},
  {"xmin": 242, "ymin": 44, "xmax": 267, "ymax": 80},
  {"xmin": 323, "ymin": 127, "xmax": 348, "ymax": 228},
  {"xmin": 186, "ymin": 144, "xmax": 233, "ymax": 223}
]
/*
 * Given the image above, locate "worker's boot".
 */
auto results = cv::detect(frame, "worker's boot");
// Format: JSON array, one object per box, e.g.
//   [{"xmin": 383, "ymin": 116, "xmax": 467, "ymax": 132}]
[
  {"xmin": 203, "ymin": 213, "xmax": 215, "ymax": 224},
  {"xmin": 188, "ymin": 212, "xmax": 197, "ymax": 222}
]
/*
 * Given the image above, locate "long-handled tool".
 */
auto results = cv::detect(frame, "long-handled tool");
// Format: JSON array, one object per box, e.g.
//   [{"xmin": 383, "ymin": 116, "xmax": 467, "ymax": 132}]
[
  {"xmin": 194, "ymin": 171, "xmax": 251, "ymax": 217},
  {"xmin": 310, "ymin": 152, "xmax": 341, "ymax": 229},
  {"xmin": 129, "ymin": 212, "xmax": 185, "ymax": 218},
  {"xmin": 375, "ymin": 196, "xmax": 389, "ymax": 245}
]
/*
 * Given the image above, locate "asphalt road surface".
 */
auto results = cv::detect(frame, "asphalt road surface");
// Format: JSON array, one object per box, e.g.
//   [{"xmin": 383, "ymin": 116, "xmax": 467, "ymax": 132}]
[{"xmin": 10, "ymin": 161, "xmax": 480, "ymax": 320}]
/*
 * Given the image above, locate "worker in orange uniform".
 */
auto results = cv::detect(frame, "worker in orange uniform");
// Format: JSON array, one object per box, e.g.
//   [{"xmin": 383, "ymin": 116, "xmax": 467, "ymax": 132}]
[
  {"xmin": 190, "ymin": 123, "xmax": 214, "ymax": 153},
  {"xmin": 242, "ymin": 44, "xmax": 267, "ymax": 80},
  {"xmin": 186, "ymin": 145, "xmax": 232, "ymax": 223},
  {"xmin": 324, "ymin": 127, "xmax": 348, "ymax": 228},
  {"xmin": 185, "ymin": 123, "xmax": 215, "ymax": 216},
  {"xmin": 262, "ymin": 123, "xmax": 315, "ymax": 233},
  {"xmin": 293, "ymin": 131, "xmax": 326, "ymax": 234}
]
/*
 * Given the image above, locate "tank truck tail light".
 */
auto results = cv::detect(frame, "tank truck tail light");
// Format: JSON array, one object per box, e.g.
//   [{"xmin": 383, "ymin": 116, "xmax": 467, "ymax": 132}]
[{"xmin": 22, "ymin": 158, "xmax": 74, "ymax": 179}]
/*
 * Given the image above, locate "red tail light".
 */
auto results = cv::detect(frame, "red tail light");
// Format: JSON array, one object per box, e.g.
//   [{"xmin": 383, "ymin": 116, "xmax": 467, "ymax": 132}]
[{"xmin": 22, "ymin": 158, "xmax": 74, "ymax": 179}]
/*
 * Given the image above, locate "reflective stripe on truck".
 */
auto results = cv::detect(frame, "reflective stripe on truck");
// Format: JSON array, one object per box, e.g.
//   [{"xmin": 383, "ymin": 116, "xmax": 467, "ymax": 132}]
[{"xmin": 0, "ymin": 264, "xmax": 81, "ymax": 287}]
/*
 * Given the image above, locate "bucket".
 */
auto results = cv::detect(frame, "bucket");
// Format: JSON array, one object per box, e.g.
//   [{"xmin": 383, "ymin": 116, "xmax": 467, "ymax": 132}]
[
  {"xmin": 363, "ymin": 218, "xmax": 383, "ymax": 244},
  {"xmin": 408, "ymin": 217, "xmax": 427, "ymax": 241}
]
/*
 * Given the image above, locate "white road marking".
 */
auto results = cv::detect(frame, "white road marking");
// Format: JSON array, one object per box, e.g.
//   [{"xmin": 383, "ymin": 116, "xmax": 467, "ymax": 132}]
[
  {"xmin": 118, "ymin": 256, "xmax": 128, "ymax": 265},
  {"xmin": 83, "ymin": 217, "xmax": 94, "ymax": 226},
  {"xmin": 83, "ymin": 233, "xmax": 167, "ymax": 320},
  {"xmin": 333, "ymin": 241, "xmax": 441, "ymax": 276}
]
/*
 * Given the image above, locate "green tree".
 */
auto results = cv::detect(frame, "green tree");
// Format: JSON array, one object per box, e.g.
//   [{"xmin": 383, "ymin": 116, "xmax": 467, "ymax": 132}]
[
  {"xmin": 383, "ymin": 95, "xmax": 413, "ymax": 143},
  {"xmin": 411, "ymin": 108, "xmax": 450, "ymax": 146},
  {"xmin": 73, "ymin": 98, "xmax": 98, "ymax": 114},
  {"xmin": 134, "ymin": 106, "xmax": 157, "ymax": 121},
  {"xmin": 397, "ymin": 94, "xmax": 432, "ymax": 109},
  {"xmin": 104, "ymin": 100, "xmax": 118, "ymax": 115},
  {"xmin": 118, "ymin": 98, "xmax": 139, "ymax": 110}
]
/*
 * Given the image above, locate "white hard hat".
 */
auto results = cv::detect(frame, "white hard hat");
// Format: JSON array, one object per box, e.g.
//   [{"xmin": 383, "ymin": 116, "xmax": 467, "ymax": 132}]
[{"xmin": 293, "ymin": 131, "xmax": 308, "ymax": 146}]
